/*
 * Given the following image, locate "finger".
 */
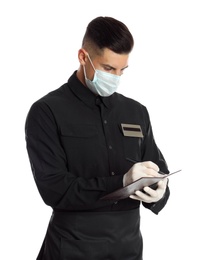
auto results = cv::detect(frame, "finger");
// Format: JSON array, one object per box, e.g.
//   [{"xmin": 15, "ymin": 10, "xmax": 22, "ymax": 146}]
[
  {"xmin": 130, "ymin": 190, "xmax": 155, "ymax": 203},
  {"xmin": 157, "ymin": 178, "xmax": 168, "ymax": 188},
  {"xmin": 129, "ymin": 190, "xmax": 149, "ymax": 200},
  {"xmin": 141, "ymin": 161, "xmax": 159, "ymax": 173},
  {"xmin": 129, "ymin": 194, "xmax": 142, "ymax": 201},
  {"xmin": 143, "ymin": 186, "xmax": 157, "ymax": 197},
  {"xmin": 143, "ymin": 179, "xmax": 167, "ymax": 196},
  {"xmin": 144, "ymin": 168, "xmax": 161, "ymax": 177},
  {"xmin": 134, "ymin": 190, "xmax": 153, "ymax": 201}
]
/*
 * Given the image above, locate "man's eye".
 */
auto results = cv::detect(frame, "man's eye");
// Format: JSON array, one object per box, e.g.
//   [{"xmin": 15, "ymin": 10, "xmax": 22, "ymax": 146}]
[{"xmin": 104, "ymin": 67, "xmax": 113, "ymax": 71}]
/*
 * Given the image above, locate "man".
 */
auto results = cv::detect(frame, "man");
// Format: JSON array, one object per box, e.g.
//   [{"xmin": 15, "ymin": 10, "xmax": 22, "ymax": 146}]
[{"xmin": 25, "ymin": 16, "xmax": 170, "ymax": 260}]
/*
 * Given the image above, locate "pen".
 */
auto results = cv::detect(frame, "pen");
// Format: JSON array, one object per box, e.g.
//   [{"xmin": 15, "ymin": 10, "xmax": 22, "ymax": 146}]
[
  {"xmin": 126, "ymin": 157, "xmax": 138, "ymax": 164},
  {"xmin": 126, "ymin": 157, "xmax": 166, "ymax": 175}
]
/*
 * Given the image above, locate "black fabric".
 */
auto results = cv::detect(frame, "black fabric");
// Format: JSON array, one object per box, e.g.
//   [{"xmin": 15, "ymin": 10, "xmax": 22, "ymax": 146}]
[
  {"xmin": 25, "ymin": 71, "xmax": 169, "ymax": 212},
  {"xmin": 25, "ymin": 71, "xmax": 170, "ymax": 259},
  {"xmin": 37, "ymin": 209, "xmax": 143, "ymax": 260}
]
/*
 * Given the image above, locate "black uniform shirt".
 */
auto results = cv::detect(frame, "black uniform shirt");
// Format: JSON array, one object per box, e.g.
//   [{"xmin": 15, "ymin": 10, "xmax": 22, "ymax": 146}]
[{"xmin": 25, "ymin": 71, "xmax": 170, "ymax": 214}]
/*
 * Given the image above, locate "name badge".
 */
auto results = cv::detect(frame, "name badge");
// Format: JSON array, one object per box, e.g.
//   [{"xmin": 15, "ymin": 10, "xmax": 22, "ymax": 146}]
[{"xmin": 121, "ymin": 123, "xmax": 143, "ymax": 138}]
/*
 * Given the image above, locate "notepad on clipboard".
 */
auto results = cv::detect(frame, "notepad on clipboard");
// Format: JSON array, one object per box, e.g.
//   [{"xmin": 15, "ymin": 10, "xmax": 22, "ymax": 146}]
[{"xmin": 100, "ymin": 170, "xmax": 181, "ymax": 201}]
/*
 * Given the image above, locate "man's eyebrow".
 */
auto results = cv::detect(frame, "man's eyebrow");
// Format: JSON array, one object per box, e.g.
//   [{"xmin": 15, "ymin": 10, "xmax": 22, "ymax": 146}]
[
  {"xmin": 121, "ymin": 65, "xmax": 129, "ymax": 70},
  {"xmin": 101, "ymin": 64, "xmax": 129, "ymax": 70}
]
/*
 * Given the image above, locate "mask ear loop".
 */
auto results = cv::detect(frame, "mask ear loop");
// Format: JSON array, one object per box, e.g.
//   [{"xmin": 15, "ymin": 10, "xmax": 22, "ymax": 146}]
[
  {"xmin": 83, "ymin": 65, "xmax": 88, "ymax": 79},
  {"xmin": 83, "ymin": 53, "xmax": 97, "ymax": 81},
  {"xmin": 86, "ymin": 53, "xmax": 96, "ymax": 72}
]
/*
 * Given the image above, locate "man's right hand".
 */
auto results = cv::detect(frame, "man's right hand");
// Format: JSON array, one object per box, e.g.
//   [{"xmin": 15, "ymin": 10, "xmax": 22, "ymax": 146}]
[{"xmin": 123, "ymin": 161, "xmax": 162, "ymax": 187}]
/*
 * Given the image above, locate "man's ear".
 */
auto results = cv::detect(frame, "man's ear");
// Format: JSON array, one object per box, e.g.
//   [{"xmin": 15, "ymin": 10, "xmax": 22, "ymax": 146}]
[{"xmin": 78, "ymin": 48, "xmax": 88, "ymax": 65}]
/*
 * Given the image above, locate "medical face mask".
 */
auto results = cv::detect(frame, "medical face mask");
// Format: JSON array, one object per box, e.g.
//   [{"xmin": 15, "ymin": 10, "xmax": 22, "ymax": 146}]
[{"xmin": 83, "ymin": 55, "xmax": 120, "ymax": 97}]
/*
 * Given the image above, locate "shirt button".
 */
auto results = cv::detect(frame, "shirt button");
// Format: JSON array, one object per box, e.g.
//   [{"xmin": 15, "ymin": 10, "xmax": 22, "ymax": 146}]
[
  {"xmin": 109, "ymin": 145, "xmax": 112, "ymax": 149},
  {"xmin": 104, "ymin": 120, "xmax": 107, "ymax": 124},
  {"xmin": 95, "ymin": 97, "xmax": 101, "ymax": 105},
  {"xmin": 111, "ymin": 172, "xmax": 115, "ymax": 176}
]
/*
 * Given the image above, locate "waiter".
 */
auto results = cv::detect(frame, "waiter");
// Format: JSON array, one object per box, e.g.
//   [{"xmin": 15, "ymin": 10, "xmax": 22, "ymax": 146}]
[{"xmin": 25, "ymin": 16, "xmax": 170, "ymax": 260}]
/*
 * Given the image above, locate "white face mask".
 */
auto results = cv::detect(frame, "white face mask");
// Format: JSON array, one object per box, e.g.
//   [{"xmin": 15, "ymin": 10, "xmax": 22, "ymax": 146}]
[{"xmin": 83, "ymin": 54, "xmax": 120, "ymax": 97}]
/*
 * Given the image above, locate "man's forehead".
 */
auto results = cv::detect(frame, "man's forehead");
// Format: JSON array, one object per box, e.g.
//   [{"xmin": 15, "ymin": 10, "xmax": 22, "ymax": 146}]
[{"xmin": 96, "ymin": 49, "xmax": 129, "ymax": 68}]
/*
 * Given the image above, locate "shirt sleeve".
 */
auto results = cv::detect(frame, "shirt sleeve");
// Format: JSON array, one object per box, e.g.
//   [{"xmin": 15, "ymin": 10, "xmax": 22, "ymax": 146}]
[
  {"xmin": 141, "ymin": 106, "xmax": 169, "ymax": 173},
  {"xmin": 141, "ymin": 106, "xmax": 170, "ymax": 214},
  {"xmin": 25, "ymin": 100, "xmax": 123, "ymax": 211}
]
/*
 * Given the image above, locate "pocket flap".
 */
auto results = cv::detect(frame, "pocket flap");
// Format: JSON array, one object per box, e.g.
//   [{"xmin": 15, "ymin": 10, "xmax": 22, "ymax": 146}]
[{"xmin": 60, "ymin": 124, "xmax": 97, "ymax": 138}]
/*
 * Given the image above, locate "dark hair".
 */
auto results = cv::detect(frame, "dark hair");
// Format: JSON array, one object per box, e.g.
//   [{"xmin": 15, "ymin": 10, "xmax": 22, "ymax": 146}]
[{"xmin": 82, "ymin": 16, "xmax": 134, "ymax": 55}]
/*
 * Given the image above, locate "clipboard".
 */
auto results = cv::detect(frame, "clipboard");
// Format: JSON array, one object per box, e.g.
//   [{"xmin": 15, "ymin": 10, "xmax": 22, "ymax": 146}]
[{"xmin": 100, "ymin": 170, "xmax": 181, "ymax": 201}]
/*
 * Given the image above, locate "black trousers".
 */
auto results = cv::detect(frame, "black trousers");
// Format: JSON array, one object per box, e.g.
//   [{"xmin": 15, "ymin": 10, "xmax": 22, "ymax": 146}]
[{"xmin": 37, "ymin": 208, "xmax": 143, "ymax": 260}]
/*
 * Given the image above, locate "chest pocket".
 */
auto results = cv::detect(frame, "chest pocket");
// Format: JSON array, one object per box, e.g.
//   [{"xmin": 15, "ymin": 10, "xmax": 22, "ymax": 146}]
[
  {"xmin": 60, "ymin": 124, "xmax": 98, "ymax": 162},
  {"xmin": 60, "ymin": 124, "xmax": 97, "ymax": 138}
]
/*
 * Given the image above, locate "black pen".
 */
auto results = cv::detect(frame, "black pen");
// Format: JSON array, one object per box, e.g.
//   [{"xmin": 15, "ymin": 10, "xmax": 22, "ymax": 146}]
[
  {"xmin": 126, "ymin": 157, "xmax": 166, "ymax": 175},
  {"xmin": 126, "ymin": 157, "xmax": 139, "ymax": 164}
]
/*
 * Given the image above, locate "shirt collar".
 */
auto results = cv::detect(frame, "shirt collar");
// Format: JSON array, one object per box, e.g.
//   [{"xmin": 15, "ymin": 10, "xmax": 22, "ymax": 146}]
[
  {"xmin": 101, "ymin": 95, "xmax": 113, "ymax": 108},
  {"xmin": 68, "ymin": 71, "xmax": 114, "ymax": 109}
]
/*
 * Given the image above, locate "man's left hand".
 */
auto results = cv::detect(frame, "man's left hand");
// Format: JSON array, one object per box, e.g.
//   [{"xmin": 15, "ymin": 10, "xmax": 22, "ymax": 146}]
[{"xmin": 129, "ymin": 178, "xmax": 168, "ymax": 203}]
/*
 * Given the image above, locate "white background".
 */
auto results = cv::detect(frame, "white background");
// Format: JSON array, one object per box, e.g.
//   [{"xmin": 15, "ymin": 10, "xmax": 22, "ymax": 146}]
[{"xmin": 1, "ymin": 0, "xmax": 202, "ymax": 259}]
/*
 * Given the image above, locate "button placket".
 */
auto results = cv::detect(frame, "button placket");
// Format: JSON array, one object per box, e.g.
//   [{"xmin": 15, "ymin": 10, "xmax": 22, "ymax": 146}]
[{"xmin": 100, "ymin": 103, "xmax": 116, "ymax": 176}]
